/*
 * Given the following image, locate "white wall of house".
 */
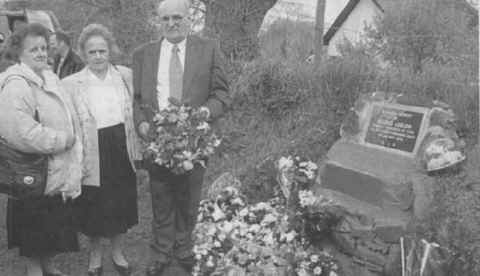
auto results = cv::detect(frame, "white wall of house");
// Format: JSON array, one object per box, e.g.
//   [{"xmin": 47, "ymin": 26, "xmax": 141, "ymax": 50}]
[
  {"xmin": 324, "ymin": 0, "xmax": 350, "ymax": 31},
  {"xmin": 327, "ymin": 0, "xmax": 382, "ymax": 56},
  {"xmin": 261, "ymin": 0, "xmax": 349, "ymax": 32},
  {"xmin": 261, "ymin": 0, "xmax": 316, "ymax": 32}
]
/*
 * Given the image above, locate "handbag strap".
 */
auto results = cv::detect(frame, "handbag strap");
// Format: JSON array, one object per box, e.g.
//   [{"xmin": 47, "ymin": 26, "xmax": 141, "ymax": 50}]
[{"xmin": 1, "ymin": 74, "xmax": 40, "ymax": 122}]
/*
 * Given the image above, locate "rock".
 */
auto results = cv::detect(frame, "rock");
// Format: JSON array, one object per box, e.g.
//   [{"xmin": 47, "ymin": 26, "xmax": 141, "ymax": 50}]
[
  {"xmin": 318, "ymin": 141, "xmax": 434, "ymax": 219},
  {"xmin": 313, "ymin": 92, "xmax": 467, "ymax": 275}
]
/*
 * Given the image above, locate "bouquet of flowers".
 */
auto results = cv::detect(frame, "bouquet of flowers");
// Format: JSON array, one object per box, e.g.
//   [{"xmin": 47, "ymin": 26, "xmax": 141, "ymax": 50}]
[
  {"xmin": 146, "ymin": 104, "xmax": 221, "ymax": 174},
  {"xmin": 276, "ymin": 156, "xmax": 319, "ymax": 200}
]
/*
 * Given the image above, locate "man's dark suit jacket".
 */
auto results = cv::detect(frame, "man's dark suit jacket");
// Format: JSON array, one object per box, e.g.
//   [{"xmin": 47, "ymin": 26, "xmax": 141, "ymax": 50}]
[
  {"xmin": 132, "ymin": 34, "xmax": 230, "ymax": 134},
  {"xmin": 53, "ymin": 49, "xmax": 84, "ymax": 79}
]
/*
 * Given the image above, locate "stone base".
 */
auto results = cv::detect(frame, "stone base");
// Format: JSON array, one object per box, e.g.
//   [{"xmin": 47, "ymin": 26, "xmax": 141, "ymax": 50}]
[{"xmin": 316, "ymin": 141, "xmax": 435, "ymax": 238}]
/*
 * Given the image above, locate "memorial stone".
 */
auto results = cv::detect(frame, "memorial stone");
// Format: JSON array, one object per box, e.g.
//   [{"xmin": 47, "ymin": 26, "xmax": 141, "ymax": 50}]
[{"xmin": 315, "ymin": 92, "xmax": 465, "ymax": 274}]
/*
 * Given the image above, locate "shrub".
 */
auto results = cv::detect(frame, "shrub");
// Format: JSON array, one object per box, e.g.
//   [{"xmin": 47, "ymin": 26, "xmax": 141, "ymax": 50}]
[
  {"xmin": 259, "ymin": 19, "xmax": 315, "ymax": 62},
  {"xmin": 236, "ymin": 58, "xmax": 310, "ymax": 117}
]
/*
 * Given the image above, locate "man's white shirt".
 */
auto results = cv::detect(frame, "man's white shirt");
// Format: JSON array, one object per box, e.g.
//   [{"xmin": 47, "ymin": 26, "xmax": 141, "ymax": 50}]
[{"xmin": 156, "ymin": 38, "xmax": 186, "ymax": 110}]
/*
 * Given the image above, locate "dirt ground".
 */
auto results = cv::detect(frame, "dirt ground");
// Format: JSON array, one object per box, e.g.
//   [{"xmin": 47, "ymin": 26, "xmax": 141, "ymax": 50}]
[{"xmin": 0, "ymin": 170, "xmax": 189, "ymax": 276}]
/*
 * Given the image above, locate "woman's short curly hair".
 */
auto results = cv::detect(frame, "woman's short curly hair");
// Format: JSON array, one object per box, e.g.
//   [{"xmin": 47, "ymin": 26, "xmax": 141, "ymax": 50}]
[
  {"xmin": 77, "ymin": 23, "xmax": 121, "ymax": 62},
  {"xmin": 3, "ymin": 23, "xmax": 50, "ymax": 63}
]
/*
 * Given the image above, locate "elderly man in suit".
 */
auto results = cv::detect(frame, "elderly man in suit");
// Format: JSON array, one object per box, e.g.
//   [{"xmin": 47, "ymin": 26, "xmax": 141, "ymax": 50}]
[{"xmin": 132, "ymin": 0, "xmax": 230, "ymax": 274}]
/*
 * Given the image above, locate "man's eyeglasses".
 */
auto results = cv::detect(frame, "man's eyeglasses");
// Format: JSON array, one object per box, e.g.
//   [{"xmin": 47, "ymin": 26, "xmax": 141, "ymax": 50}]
[{"xmin": 160, "ymin": 15, "xmax": 185, "ymax": 23}]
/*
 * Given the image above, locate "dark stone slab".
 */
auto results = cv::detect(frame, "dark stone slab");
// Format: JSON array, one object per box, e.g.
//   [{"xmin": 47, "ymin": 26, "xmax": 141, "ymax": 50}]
[{"xmin": 318, "ymin": 140, "xmax": 434, "ymax": 223}]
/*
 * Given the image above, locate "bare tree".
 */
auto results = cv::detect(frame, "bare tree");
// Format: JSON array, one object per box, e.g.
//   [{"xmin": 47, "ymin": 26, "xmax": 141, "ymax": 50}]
[{"xmin": 200, "ymin": 0, "xmax": 278, "ymax": 60}]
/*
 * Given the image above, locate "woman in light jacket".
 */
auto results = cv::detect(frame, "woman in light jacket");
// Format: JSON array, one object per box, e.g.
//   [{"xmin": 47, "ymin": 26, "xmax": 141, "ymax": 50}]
[
  {"xmin": 0, "ymin": 23, "xmax": 84, "ymax": 276},
  {"xmin": 62, "ymin": 23, "xmax": 141, "ymax": 276}
]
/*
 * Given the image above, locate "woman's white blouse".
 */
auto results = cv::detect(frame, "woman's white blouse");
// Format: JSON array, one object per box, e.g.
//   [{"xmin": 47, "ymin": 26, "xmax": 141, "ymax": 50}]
[{"xmin": 86, "ymin": 68, "xmax": 125, "ymax": 129}]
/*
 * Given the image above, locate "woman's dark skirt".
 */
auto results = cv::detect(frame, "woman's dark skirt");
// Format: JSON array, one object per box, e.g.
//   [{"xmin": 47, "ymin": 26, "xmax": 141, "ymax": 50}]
[
  {"xmin": 76, "ymin": 123, "xmax": 138, "ymax": 237},
  {"xmin": 7, "ymin": 195, "xmax": 79, "ymax": 257}
]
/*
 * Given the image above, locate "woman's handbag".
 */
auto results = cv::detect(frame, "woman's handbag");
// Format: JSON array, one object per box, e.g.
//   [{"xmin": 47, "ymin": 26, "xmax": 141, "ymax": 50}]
[{"xmin": 0, "ymin": 76, "xmax": 48, "ymax": 199}]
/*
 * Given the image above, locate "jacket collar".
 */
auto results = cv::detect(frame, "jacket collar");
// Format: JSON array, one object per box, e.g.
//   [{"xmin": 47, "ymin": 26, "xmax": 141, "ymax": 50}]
[
  {"xmin": 4, "ymin": 63, "xmax": 45, "ymax": 87},
  {"xmin": 72, "ymin": 64, "xmax": 123, "ymax": 84},
  {"xmin": 3, "ymin": 63, "xmax": 63, "ymax": 94}
]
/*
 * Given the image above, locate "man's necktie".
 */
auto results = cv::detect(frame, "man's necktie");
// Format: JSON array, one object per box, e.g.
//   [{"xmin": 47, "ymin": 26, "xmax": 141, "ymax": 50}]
[{"xmin": 169, "ymin": 44, "xmax": 183, "ymax": 102}]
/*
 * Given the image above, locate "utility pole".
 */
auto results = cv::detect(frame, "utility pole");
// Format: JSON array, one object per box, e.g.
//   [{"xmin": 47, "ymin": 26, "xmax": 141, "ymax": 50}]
[{"xmin": 314, "ymin": 0, "xmax": 326, "ymax": 67}]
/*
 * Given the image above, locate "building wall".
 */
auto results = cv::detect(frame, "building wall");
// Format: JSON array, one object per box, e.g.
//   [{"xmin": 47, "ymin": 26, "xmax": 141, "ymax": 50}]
[
  {"xmin": 261, "ymin": 0, "xmax": 316, "ymax": 31},
  {"xmin": 327, "ymin": 0, "xmax": 382, "ymax": 56}
]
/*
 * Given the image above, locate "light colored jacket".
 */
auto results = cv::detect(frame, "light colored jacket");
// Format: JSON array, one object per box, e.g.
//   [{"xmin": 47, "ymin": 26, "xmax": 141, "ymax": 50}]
[
  {"xmin": 0, "ymin": 63, "xmax": 84, "ymax": 199},
  {"xmin": 62, "ymin": 65, "xmax": 141, "ymax": 188}
]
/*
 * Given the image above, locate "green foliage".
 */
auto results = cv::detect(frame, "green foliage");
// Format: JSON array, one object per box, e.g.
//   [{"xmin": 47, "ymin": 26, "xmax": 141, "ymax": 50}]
[
  {"xmin": 236, "ymin": 58, "xmax": 309, "ymax": 117},
  {"xmin": 367, "ymin": 0, "xmax": 478, "ymax": 73},
  {"xmin": 414, "ymin": 148, "xmax": 480, "ymax": 275},
  {"xmin": 259, "ymin": 19, "xmax": 315, "ymax": 62}
]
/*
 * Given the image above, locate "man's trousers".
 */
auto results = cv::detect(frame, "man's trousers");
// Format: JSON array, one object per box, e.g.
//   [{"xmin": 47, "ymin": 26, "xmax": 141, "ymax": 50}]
[{"xmin": 146, "ymin": 163, "xmax": 205, "ymax": 263}]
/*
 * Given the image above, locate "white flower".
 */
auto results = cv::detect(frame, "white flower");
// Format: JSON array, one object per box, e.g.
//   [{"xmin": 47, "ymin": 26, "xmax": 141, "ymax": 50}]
[
  {"xmin": 261, "ymin": 213, "xmax": 277, "ymax": 225},
  {"xmin": 296, "ymin": 268, "xmax": 309, "ymax": 276},
  {"xmin": 182, "ymin": 160, "xmax": 194, "ymax": 171},
  {"xmin": 206, "ymin": 259, "xmax": 215, "ymax": 267},
  {"xmin": 310, "ymin": 254, "xmax": 319, "ymax": 263},
  {"xmin": 249, "ymin": 224, "xmax": 261, "ymax": 233},
  {"xmin": 263, "ymin": 232, "xmax": 275, "ymax": 245},
  {"xmin": 299, "ymin": 168, "xmax": 315, "ymax": 179},
  {"xmin": 299, "ymin": 161, "xmax": 318, "ymax": 171},
  {"xmin": 239, "ymin": 208, "xmax": 249, "ymax": 217},
  {"xmin": 153, "ymin": 113, "xmax": 165, "ymax": 122},
  {"xmin": 199, "ymin": 106, "xmax": 210, "ymax": 117},
  {"xmin": 221, "ymin": 221, "xmax": 234, "ymax": 233},
  {"xmin": 329, "ymin": 271, "xmax": 338, "ymax": 276},
  {"xmin": 211, "ymin": 204, "xmax": 226, "ymax": 221},
  {"xmin": 443, "ymin": 150, "xmax": 464, "ymax": 163},
  {"xmin": 278, "ymin": 156, "xmax": 294, "ymax": 171},
  {"xmin": 182, "ymin": 150, "xmax": 194, "ymax": 159},
  {"xmin": 254, "ymin": 202, "xmax": 270, "ymax": 210},
  {"xmin": 425, "ymin": 143, "xmax": 446, "ymax": 156},
  {"xmin": 224, "ymin": 186, "xmax": 238, "ymax": 195},
  {"xmin": 231, "ymin": 197, "xmax": 244, "ymax": 206},
  {"xmin": 196, "ymin": 121, "xmax": 210, "ymax": 131},
  {"xmin": 313, "ymin": 266, "xmax": 323, "ymax": 275},
  {"xmin": 206, "ymin": 225, "xmax": 217, "ymax": 236},
  {"xmin": 285, "ymin": 230, "xmax": 297, "ymax": 242},
  {"xmin": 213, "ymin": 240, "xmax": 221, "ymax": 247},
  {"xmin": 218, "ymin": 233, "xmax": 227, "ymax": 241},
  {"xmin": 213, "ymin": 138, "xmax": 222, "ymax": 147},
  {"xmin": 299, "ymin": 190, "xmax": 317, "ymax": 207}
]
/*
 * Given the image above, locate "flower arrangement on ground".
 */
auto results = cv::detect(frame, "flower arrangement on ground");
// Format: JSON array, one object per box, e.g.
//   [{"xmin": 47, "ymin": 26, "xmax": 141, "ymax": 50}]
[{"xmin": 192, "ymin": 156, "xmax": 343, "ymax": 276}]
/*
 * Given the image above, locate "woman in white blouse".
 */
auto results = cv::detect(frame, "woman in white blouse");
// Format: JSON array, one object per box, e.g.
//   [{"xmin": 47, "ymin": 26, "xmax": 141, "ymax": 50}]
[{"xmin": 62, "ymin": 24, "xmax": 141, "ymax": 276}]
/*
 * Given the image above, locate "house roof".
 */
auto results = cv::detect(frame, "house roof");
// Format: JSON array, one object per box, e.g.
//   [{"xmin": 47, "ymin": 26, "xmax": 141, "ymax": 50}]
[{"xmin": 323, "ymin": 0, "xmax": 384, "ymax": 45}]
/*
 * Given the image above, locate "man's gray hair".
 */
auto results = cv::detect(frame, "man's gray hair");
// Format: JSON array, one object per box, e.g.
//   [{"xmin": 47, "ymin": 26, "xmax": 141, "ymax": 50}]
[{"xmin": 158, "ymin": 0, "xmax": 192, "ymax": 16}]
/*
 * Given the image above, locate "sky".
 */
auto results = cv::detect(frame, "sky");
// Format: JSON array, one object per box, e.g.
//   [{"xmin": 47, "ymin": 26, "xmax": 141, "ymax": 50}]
[{"xmin": 262, "ymin": 0, "xmax": 351, "ymax": 30}]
